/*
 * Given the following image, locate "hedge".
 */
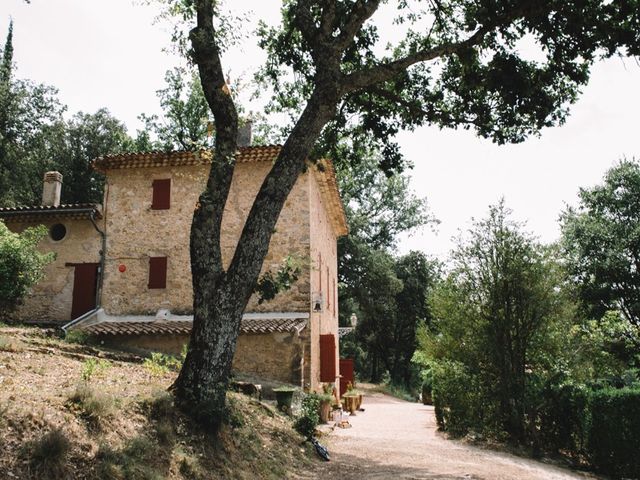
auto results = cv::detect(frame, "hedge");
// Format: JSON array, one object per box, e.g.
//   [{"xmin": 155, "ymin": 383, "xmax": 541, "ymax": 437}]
[
  {"xmin": 432, "ymin": 369, "xmax": 640, "ymax": 478},
  {"xmin": 588, "ymin": 387, "xmax": 640, "ymax": 478}
]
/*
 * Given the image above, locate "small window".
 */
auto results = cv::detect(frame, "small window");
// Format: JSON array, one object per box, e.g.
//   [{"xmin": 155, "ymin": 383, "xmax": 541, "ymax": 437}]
[
  {"xmin": 151, "ymin": 179, "xmax": 171, "ymax": 210},
  {"xmin": 49, "ymin": 223, "xmax": 67, "ymax": 241},
  {"xmin": 148, "ymin": 257, "xmax": 167, "ymax": 289}
]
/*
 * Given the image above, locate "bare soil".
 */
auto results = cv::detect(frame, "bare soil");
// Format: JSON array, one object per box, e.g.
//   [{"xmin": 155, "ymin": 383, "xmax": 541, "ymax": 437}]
[{"xmin": 314, "ymin": 386, "xmax": 602, "ymax": 480}]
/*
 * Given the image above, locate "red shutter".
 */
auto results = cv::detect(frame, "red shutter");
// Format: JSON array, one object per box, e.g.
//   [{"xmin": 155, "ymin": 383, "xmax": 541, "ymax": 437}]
[
  {"xmin": 148, "ymin": 257, "xmax": 167, "ymax": 289},
  {"xmin": 320, "ymin": 334, "xmax": 336, "ymax": 382},
  {"xmin": 151, "ymin": 179, "xmax": 171, "ymax": 210}
]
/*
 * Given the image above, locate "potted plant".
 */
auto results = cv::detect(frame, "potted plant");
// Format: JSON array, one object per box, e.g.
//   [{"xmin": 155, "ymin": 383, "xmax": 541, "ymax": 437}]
[
  {"xmin": 342, "ymin": 392, "xmax": 359, "ymax": 414},
  {"xmin": 342, "ymin": 382, "xmax": 364, "ymax": 412},
  {"xmin": 318, "ymin": 384, "xmax": 334, "ymax": 423},
  {"xmin": 273, "ymin": 386, "xmax": 297, "ymax": 414}
]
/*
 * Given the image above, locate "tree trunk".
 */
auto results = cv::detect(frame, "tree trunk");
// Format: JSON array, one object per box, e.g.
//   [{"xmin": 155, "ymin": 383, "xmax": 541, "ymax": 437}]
[{"xmin": 173, "ymin": 78, "xmax": 340, "ymax": 427}]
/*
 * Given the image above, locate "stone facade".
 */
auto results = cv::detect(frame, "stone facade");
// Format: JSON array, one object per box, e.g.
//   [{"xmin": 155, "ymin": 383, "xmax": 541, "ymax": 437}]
[
  {"xmin": 1, "ymin": 216, "xmax": 102, "ymax": 322},
  {"xmin": 100, "ymin": 161, "xmax": 311, "ymax": 315}
]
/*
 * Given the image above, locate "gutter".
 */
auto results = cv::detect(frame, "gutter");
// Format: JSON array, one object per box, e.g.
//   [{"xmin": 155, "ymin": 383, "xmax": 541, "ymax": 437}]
[
  {"xmin": 0, "ymin": 207, "xmax": 98, "ymax": 218},
  {"xmin": 62, "ymin": 307, "xmax": 101, "ymax": 332},
  {"xmin": 89, "ymin": 209, "xmax": 106, "ymax": 312}
]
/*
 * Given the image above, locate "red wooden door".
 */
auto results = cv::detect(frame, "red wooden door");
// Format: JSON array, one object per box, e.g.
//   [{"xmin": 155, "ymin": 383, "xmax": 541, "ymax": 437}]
[
  {"xmin": 339, "ymin": 359, "xmax": 355, "ymax": 397},
  {"xmin": 71, "ymin": 263, "xmax": 99, "ymax": 319}
]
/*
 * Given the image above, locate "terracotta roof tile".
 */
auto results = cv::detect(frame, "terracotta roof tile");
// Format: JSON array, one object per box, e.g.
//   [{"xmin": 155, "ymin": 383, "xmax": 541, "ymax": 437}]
[
  {"xmin": 92, "ymin": 146, "xmax": 282, "ymax": 173},
  {"xmin": 0, "ymin": 203, "xmax": 102, "ymax": 222},
  {"xmin": 80, "ymin": 317, "xmax": 308, "ymax": 336}
]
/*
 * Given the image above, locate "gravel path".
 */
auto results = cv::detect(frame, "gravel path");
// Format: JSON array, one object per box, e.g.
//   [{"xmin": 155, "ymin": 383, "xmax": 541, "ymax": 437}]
[{"xmin": 312, "ymin": 389, "xmax": 601, "ymax": 480}]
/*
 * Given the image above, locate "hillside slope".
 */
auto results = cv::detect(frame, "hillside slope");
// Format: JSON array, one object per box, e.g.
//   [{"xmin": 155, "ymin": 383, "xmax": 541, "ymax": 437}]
[{"xmin": 0, "ymin": 326, "xmax": 317, "ymax": 479}]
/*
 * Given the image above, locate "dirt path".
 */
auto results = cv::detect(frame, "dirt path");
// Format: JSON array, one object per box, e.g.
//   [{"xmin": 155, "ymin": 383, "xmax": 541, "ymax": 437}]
[{"xmin": 311, "ymin": 389, "xmax": 600, "ymax": 480}]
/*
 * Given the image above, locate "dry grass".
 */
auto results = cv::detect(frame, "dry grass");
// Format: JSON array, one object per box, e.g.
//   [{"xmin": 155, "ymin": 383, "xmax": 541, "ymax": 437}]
[
  {"xmin": 0, "ymin": 326, "xmax": 319, "ymax": 479},
  {"xmin": 23, "ymin": 427, "xmax": 71, "ymax": 479}
]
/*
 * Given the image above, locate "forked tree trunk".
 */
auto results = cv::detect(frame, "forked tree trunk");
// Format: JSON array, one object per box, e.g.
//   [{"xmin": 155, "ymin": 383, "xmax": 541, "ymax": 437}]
[{"xmin": 171, "ymin": 4, "xmax": 340, "ymax": 420}]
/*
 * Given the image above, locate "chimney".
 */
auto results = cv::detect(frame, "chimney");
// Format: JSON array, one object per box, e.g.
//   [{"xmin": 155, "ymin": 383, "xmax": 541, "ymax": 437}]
[
  {"xmin": 42, "ymin": 171, "xmax": 63, "ymax": 207},
  {"xmin": 237, "ymin": 120, "xmax": 253, "ymax": 147}
]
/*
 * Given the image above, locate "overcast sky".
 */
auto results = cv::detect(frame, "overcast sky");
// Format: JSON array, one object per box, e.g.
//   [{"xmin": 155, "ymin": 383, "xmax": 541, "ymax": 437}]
[{"xmin": 2, "ymin": 0, "xmax": 639, "ymax": 260}]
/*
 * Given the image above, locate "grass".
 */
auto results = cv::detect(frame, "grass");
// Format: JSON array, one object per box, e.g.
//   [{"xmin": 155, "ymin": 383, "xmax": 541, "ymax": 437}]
[
  {"xmin": 96, "ymin": 435, "xmax": 168, "ymax": 480},
  {"xmin": 68, "ymin": 382, "xmax": 116, "ymax": 429},
  {"xmin": 375, "ymin": 382, "xmax": 419, "ymax": 402},
  {"xmin": 0, "ymin": 335, "xmax": 21, "ymax": 352},
  {"xmin": 24, "ymin": 428, "xmax": 71, "ymax": 479}
]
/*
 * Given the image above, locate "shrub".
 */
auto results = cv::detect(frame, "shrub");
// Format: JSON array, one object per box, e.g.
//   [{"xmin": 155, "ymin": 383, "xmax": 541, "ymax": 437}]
[
  {"xmin": 534, "ymin": 381, "xmax": 590, "ymax": 454},
  {"xmin": 588, "ymin": 387, "xmax": 640, "ymax": 478},
  {"xmin": 81, "ymin": 358, "xmax": 111, "ymax": 381},
  {"xmin": 431, "ymin": 361, "xmax": 492, "ymax": 436},
  {"xmin": 0, "ymin": 335, "xmax": 20, "ymax": 352},
  {"xmin": 25, "ymin": 428, "xmax": 71, "ymax": 478},
  {"xmin": 68, "ymin": 382, "xmax": 115, "ymax": 428},
  {"xmin": 65, "ymin": 329, "xmax": 89, "ymax": 345},
  {"xmin": 0, "ymin": 221, "xmax": 55, "ymax": 313},
  {"xmin": 294, "ymin": 393, "xmax": 321, "ymax": 439},
  {"xmin": 143, "ymin": 351, "xmax": 182, "ymax": 375}
]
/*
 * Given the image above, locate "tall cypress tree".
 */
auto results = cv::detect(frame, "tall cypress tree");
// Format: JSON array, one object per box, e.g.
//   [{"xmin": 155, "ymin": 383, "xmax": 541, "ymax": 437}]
[
  {"xmin": 0, "ymin": 20, "xmax": 14, "ymax": 204},
  {"xmin": 0, "ymin": 19, "xmax": 13, "ymax": 85}
]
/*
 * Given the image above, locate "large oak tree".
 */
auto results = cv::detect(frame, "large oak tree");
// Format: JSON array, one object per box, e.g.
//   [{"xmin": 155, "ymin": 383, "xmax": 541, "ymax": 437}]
[{"xmin": 170, "ymin": 0, "xmax": 640, "ymax": 425}]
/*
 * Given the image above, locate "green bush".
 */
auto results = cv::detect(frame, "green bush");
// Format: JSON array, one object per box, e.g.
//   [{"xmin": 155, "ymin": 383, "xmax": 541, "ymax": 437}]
[
  {"xmin": 431, "ymin": 361, "xmax": 493, "ymax": 436},
  {"xmin": 294, "ymin": 393, "xmax": 321, "ymax": 439},
  {"xmin": 143, "ymin": 351, "xmax": 183, "ymax": 375},
  {"xmin": 421, "ymin": 369, "xmax": 433, "ymax": 405},
  {"xmin": 588, "ymin": 387, "xmax": 640, "ymax": 478},
  {"xmin": 534, "ymin": 381, "xmax": 590, "ymax": 454},
  {"xmin": 81, "ymin": 358, "xmax": 111, "ymax": 382},
  {"xmin": 65, "ymin": 329, "xmax": 90, "ymax": 345},
  {"xmin": 0, "ymin": 222, "xmax": 55, "ymax": 313}
]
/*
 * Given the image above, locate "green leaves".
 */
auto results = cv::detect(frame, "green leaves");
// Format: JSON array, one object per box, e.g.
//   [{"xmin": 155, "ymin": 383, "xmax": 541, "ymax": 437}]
[
  {"xmin": 561, "ymin": 159, "xmax": 640, "ymax": 339},
  {"xmin": 0, "ymin": 221, "xmax": 55, "ymax": 314}
]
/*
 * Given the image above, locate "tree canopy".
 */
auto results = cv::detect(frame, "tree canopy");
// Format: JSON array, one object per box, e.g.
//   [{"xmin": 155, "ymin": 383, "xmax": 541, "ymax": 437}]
[
  {"xmin": 158, "ymin": 0, "xmax": 640, "ymax": 422},
  {"xmin": 561, "ymin": 159, "xmax": 640, "ymax": 344}
]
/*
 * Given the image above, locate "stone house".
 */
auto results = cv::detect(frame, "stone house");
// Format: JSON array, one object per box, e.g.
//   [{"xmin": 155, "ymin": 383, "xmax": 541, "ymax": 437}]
[{"xmin": 0, "ymin": 146, "xmax": 348, "ymax": 392}]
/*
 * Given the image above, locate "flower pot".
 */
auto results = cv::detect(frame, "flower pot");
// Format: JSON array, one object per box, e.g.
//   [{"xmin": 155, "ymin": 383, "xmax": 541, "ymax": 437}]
[
  {"xmin": 273, "ymin": 388, "xmax": 296, "ymax": 414},
  {"xmin": 319, "ymin": 399, "xmax": 332, "ymax": 423},
  {"xmin": 342, "ymin": 395, "xmax": 358, "ymax": 415}
]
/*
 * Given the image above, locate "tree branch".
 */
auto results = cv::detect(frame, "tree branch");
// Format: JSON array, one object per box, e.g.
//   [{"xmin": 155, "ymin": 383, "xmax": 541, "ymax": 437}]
[
  {"xmin": 341, "ymin": 1, "xmax": 546, "ymax": 94},
  {"xmin": 189, "ymin": 0, "xmax": 239, "ymax": 274},
  {"xmin": 334, "ymin": 0, "xmax": 381, "ymax": 50}
]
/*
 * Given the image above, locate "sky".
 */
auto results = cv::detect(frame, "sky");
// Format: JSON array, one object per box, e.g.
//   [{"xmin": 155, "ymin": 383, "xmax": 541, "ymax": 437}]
[{"xmin": 2, "ymin": 0, "xmax": 640, "ymax": 260}]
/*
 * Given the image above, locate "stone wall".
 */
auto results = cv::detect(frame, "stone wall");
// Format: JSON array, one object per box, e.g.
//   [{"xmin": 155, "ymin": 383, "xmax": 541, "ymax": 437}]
[
  {"xmin": 308, "ymin": 168, "xmax": 341, "ymax": 390},
  {"xmin": 3, "ymin": 219, "xmax": 102, "ymax": 322},
  {"xmin": 106, "ymin": 328, "xmax": 308, "ymax": 386},
  {"xmin": 101, "ymin": 161, "xmax": 311, "ymax": 316}
]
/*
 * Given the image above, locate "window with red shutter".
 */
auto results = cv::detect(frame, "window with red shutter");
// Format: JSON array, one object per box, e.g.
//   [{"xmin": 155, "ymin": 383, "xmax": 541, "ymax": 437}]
[
  {"xmin": 319, "ymin": 334, "xmax": 336, "ymax": 382},
  {"xmin": 148, "ymin": 257, "xmax": 167, "ymax": 289},
  {"xmin": 151, "ymin": 179, "xmax": 171, "ymax": 210}
]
